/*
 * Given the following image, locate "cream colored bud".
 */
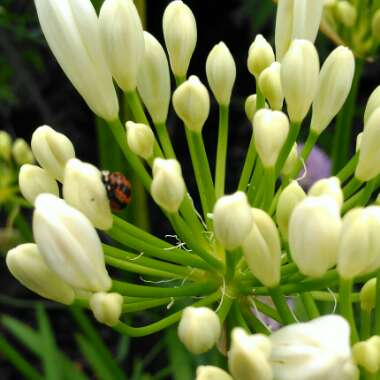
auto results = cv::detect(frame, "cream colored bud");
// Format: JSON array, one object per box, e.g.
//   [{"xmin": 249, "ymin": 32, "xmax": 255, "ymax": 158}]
[
  {"xmin": 360, "ymin": 278, "xmax": 377, "ymax": 312},
  {"xmin": 163, "ymin": 0, "xmax": 197, "ymax": 77},
  {"xmin": 63, "ymin": 158, "xmax": 113, "ymax": 230},
  {"xmin": 126, "ymin": 121, "xmax": 155, "ymax": 160},
  {"xmin": 228, "ymin": 328, "xmax": 272, "ymax": 380},
  {"xmin": 356, "ymin": 108, "xmax": 380, "ymax": 181},
  {"xmin": 253, "ymin": 109, "xmax": 289, "ymax": 168},
  {"xmin": 151, "ymin": 158, "xmax": 186, "ymax": 213},
  {"xmin": 258, "ymin": 62, "xmax": 284, "ymax": 111},
  {"xmin": 31, "ymin": 126, "xmax": 75, "ymax": 182},
  {"xmin": 19, "ymin": 164, "xmax": 59, "ymax": 205},
  {"xmin": 242, "ymin": 208, "xmax": 281, "ymax": 288},
  {"xmin": 206, "ymin": 42, "xmax": 236, "ymax": 105},
  {"xmin": 281, "ymin": 39, "xmax": 320, "ymax": 123},
  {"xmin": 364, "ymin": 86, "xmax": 380, "ymax": 124},
  {"xmin": 338, "ymin": 206, "xmax": 380, "ymax": 279},
  {"xmin": 178, "ymin": 307, "xmax": 221, "ymax": 354},
  {"xmin": 310, "ymin": 46, "xmax": 355, "ymax": 134},
  {"xmin": 372, "ymin": 9, "xmax": 380, "ymax": 40},
  {"xmin": 356, "ymin": 132, "xmax": 363, "ymax": 152},
  {"xmin": 335, "ymin": 1, "xmax": 357, "ymax": 27},
  {"xmin": 196, "ymin": 366, "xmax": 233, "ymax": 380},
  {"xmin": 33, "ymin": 194, "xmax": 112, "ymax": 292},
  {"xmin": 281, "ymin": 143, "xmax": 298, "ymax": 177},
  {"xmin": 247, "ymin": 34, "xmax": 275, "ymax": 78},
  {"xmin": 12, "ymin": 139, "xmax": 34, "ymax": 165},
  {"xmin": 34, "ymin": 0, "xmax": 119, "ymax": 121},
  {"xmin": 90, "ymin": 292, "xmax": 123, "ymax": 327},
  {"xmin": 0, "ymin": 131, "xmax": 12, "ymax": 161},
  {"xmin": 137, "ymin": 32, "xmax": 171, "ymax": 124},
  {"xmin": 6, "ymin": 243, "xmax": 75, "ymax": 305},
  {"xmin": 99, "ymin": 0, "xmax": 144, "ymax": 92},
  {"xmin": 276, "ymin": 181, "xmax": 306, "ymax": 241},
  {"xmin": 289, "ymin": 196, "xmax": 341, "ymax": 277},
  {"xmin": 308, "ymin": 176, "xmax": 343, "ymax": 209},
  {"xmin": 352, "ymin": 336, "xmax": 380, "ymax": 374},
  {"xmin": 172, "ymin": 75, "xmax": 210, "ymax": 132},
  {"xmin": 244, "ymin": 94, "xmax": 268, "ymax": 122},
  {"xmin": 213, "ymin": 192, "xmax": 253, "ymax": 250}
]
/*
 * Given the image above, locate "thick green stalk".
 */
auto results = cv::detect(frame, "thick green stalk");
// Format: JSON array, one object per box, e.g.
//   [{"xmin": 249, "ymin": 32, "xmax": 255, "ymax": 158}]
[
  {"xmin": 217, "ymin": 295, "xmax": 234, "ymax": 323},
  {"xmin": 337, "ymin": 153, "xmax": 359, "ymax": 183},
  {"xmin": 240, "ymin": 305, "xmax": 271, "ymax": 335},
  {"xmin": 268, "ymin": 286, "xmax": 296, "ymax": 325},
  {"xmin": 360, "ymin": 309, "xmax": 372, "ymax": 340},
  {"xmin": 215, "ymin": 105, "xmax": 229, "ymax": 198},
  {"xmin": 123, "ymin": 298, "xmax": 174, "ymax": 313},
  {"xmin": 125, "ymin": 91, "xmax": 150, "ymax": 125},
  {"xmin": 238, "ymin": 135, "xmax": 257, "ymax": 191},
  {"xmin": 343, "ymin": 177, "xmax": 363, "ymax": 199},
  {"xmin": 154, "ymin": 122, "xmax": 177, "ymax": 159},
  {"xmin": 339, "ymin": 278, "xmax": 359, "ymax": 343},
  {"xmin": 300, "ymin": 293, "xmax": 320, "ymax": 319},
  {"xmin": 261, "ymin": 167, "xmax": 275, "ymax": 211}
]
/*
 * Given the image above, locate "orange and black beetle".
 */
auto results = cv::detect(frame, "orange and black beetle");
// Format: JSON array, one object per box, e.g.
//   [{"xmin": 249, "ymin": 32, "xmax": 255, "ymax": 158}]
[{"xmin": 101, "ymin": 171, "xmax": 132, "ymax": 212}]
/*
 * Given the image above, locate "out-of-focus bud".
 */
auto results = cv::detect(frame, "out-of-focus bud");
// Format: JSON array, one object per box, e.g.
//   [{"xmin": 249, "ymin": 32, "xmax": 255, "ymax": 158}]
[
  {"xmin": 253, "ymin": 109, "xmax": 289, "ymax": 168},
  {"xmin": 31, "ymin": 126, "xmax": 75, "ymax": 182},
  {"xmin": 275, "ymin": 0, "xmax": 324, "ymax": 61},
  {"xmin": 196, "ymin": 366, "xmax": 233, "ymax": 380},
  {"xmin": 163, "ymin": 0, "xmax": 197, "ymax": 78},
  {"xmin": 308, "ymin": 176, "xmax": 343, "ymax": 209},
  {"xmin": 356, "ymin": 132, "xmax": 363, "ymax": 152},
  {"xmin": 178, "ymin": 306, "xmax": 221, "ymax": 354},
  {"xmin": 126, "ymin": 121, "xmax": 155, "ymax": 160},
  {"xmin": 12, "ymin": 139, "xmax": 34, "ymax": 165},
  {"xmin": 356, "ymin": 108, "xmax": 380, "ymax": 181},
  {"xmin": 99, "ymin": 0, "xmax": 144, "ymax": 92},
  {"xmin": 247, "ymin": 35, "xmax": 275, "ymax": 78},
  {"xmin": 137, "ymin": 32, "xmax": 171, "ymax": 124},
  {"xmin": 360, "ymin": 278, "xmax": 376, "ymax": 312},
  {"xmin": 63, "ymin": 158, "xmax": 113, "ymax": 230},
  {"xmin": 19, "ymin": 164, "xmax": 59, "ymax": 205},
  {"xmin": 338, "ymin": 206, "xmax": 380, "ymax": 279},
  {"xmin": 281, "ymin": 39, "xmax": 320, "ymax": 123},
  {"xmin": 213, "ymin": 192, "xmax": 253, "ymax": 250},
  {"xmin": 0, "ymin": 131, "xmax": 12, "ymax": 161},
  {"xmin": 228, "ymin": 328, "xmax": 272, "ymax": 380},
  {"xmin": 276, "ymin": 181, "xmax": 306, "ymax": 241},
  {"xmin": 310, "ymin": 46, "xmax": 355, "ymax": 135},
  {"xmin": 244, "ymin": 94, "xmax": 268, "ymax": 122},
  {"xmin": 90, "ymin": 292, "xmax": 123, "ymax": 327},
  {"xmin": 206, "ymin": 42, "xmax": 236, "ymax": 106},
  {"xmin": 352, "ymin": 336, "xmax": 380, "ymax": 374},
  {"xmin": 151, "ymin": 158, "xmax": 186, "ymax": 213},
  {"xmin": 258, "ymin": 62, "xmax": 284, "ymax": 111},
  {"xmin": 270, "ymin": 315, "xmax": 359, "ymax": 380},
  {"xmin": 364, "ymin": 85, "xmax": 380, "ymax": 125},
  {"xmin": 335, "ymin": 1, "xmax": 357, "ymax": 27},
  {"xmin": 289, "ymin": 196, "xmax": 341, "ymax": 277},
  {"xmin": 33, "ymin": 194, "xmax": 112, "ymax": 292},
  {"xmin": 34, "ymin": 0, "xmax": 119, "ymax": 121},
  {"xmin": 281, "ymin": 143, "xmax": 298, "ymax": 177},
  {"xmin": 6, "ymin": 243, "xmax": 75, "ymax": 305},
  {"xmin": 172, "ymin": 76, "xmax": 210, "ymax": 132},
  {"xmin": 372, "ymin": 9, "xmax": 380, "ymax": 40},
  {"xmin": 242, "ymin": 208, "xmax": 281, "ymax": 288}
]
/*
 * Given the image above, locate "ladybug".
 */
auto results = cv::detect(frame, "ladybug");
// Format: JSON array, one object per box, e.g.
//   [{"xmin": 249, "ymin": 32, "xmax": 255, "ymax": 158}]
[{"xmin": 101, "ymin": 171, "xmax": 132, "ymax": 212}]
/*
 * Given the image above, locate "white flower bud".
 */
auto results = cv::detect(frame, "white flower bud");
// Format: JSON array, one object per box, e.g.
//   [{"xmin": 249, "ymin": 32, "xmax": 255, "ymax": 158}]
[
  {"xmin": 63, "ymin": 158, "xmax": 113, "ymax": 230},
  {"xmin": 308, "ymin": 176, "xmax": 343, "ymax": 210},
  {"xmin": 0, "ymin": 131, "xmax": 12, "ymax": 161},
  {"xmin": 335, "ymin": 1, "xmax": 357, "ymax": 27},
  {"xmin": 270, "ymin": 315, "xmax": 359, "ymax": 380},
  {"xmin": 99, "ymin": 0, "xmax": 144, "ymax": 92},
  {"xmin": 360, "ymin": 278, "xmax": 377, "ymax": 312},
  {"xmin": 6, "ymin": 243, "xmax": 75, "ymax": 305},
  {"xmin": 242, "ymin": 208, "xmax": 281, "ymax": 288},
  {"xmin": 151, "ymin": 158, "xmax": 186, "ymax": 213},
  {"xmin": 289, "ymin": 196, "xmax": 342, "ymax": 277},
  {"xmin": 12, "ymin": 139, "xmax": 34, "ymax": 165},
  {"xmin": 126, "ymin": 121, "xmax": 155, "ymax": 160},
  {"xmin": 258, "ymin": 62, "xmax": 284, "ymax": 111},
  {"xmin": 31, "ymin": 126, "xmax": 75, "ymax": 182},
  {"xmin": 228, "ymin": 328, "xmax": 273, "ymax": 380},
  {"xmin": 281, "ymin": 39, "xmax": 320, "ymax": 123},
  {"xmin": 196, "ymin": 366, "xmax": 233, "ymax": 380},
  {"xmin": 247, "ymin": 35, "xmax": 275, "ymax": 78},
  {"xmin": 372, "ymin": 9, "xmax": 380, "ymax": 40},
  {"xmin": 19, "ymin": 164, "xmax": 59, "ymax": 205},
  {"xmin": 206, "ymin": 42, "xmax": 236, "ymax": 106},
  {"xmin": 34, "ymin": 0, "xmax": 119, "ymax": 121},
  {"xmin": 245, "ymin": 94, "xmax": 268, "ymax": 122},
  {"xmin": 172, "ymin": 76, "xmax": 210, "ymax": 132},
  {"xmin": 213, "ymin": 192, "xmax": 253, "ymax": 250},
  {"xmin": 356, "ymin": 132, "xmax": 363, "ymax": 152},
  {"xmin": 33, "ymin": 194, "xmax": 112, "ymax": 292},
  {"xmin": 338, "ymin": 206, "xmax": 380, "ymax": 279},
  {"xmin": 281, "ymin": 143, "xmax": 298, "ymax": 177},
  {"xmin": 253, "ymin": 109, "xmax": 289, "ymax": 168},
  {"xmin": 276, "ymin": 181, "xmax": 306, "ymax": 241},
  {"xmin": 364, "ymin": 85, "xmax": 380, "ymax": 125},
  {"xmin": 352, "ymin": 336, "xmax": 380, "ymax": 374},
  {"xmin": 137, "ymin": 32, "xmax": 171, "ymax": 124},
  {"xmin": 178, "ymin": 307, "xmax": 221, "ymax": 354},
  {"xmin": 163, "ymin": 0, "xmax": 197, "ymax": 78},
  {"xmin": 90, "ymin": 292, "xmax": 123, "ymax": 327},
  {"xmin": 310, "ymin": 46, "xmax": 355, "ymax": 134},
  {"xmin": 356, "ymin": 108, "xmax": 380, "ymax": 181}
]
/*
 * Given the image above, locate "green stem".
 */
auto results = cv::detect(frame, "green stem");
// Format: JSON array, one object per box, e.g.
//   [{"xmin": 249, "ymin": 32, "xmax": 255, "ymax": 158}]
[
  {"xmin": 154, "ymin": 122, "xmax": 177, "ymax": 159},
  {"xmin": 268, "ymin": 286, "xmax": 296, "ymax": 324},
  {"xmin": 374, "ymin": 269, "xmax": 380, "ymax": 335},
  {"xmin": 343, "ymin": 177, "xmax": 363, "ymax": 199},
  {"xmin": 247, "ymin": 159, "xmax": 263, "ymax": 205},
  {"xmin": 217, "ymin": 294, "xmax": 234, "ymax": 323},
  {"xmin": 339, "ymin": 278, "xmax": 359, "ymax": 343},
  {"xmin": 300, "ymin": 293, "xmax": 320, "ymax": 319},
  {"xmin": 250, "ymin": 297, "xmax": 281, "ymax": 323},
  {"xmin": 337, "ymin": 153, "xmax": 359, "ymax": 183},
  {"xmin": 261, "ymin": 167, "xmax": 275, "ymax": 211},
  {"xmin": 125, "ymin": 91, "xmax": 150, "ymax": 125},
  {"xmin": 240, "ymin": 304, "xmax": 271, "ymax": 335},
  {"xmin": 231, "ymin": 302, "xmax": 251, "ymax": 332},
  {"xmin": 123, "ymin": 298, "xmax": 174, "ymax": 313},
  {"xmin": 215, "ymin": 105, "xmax": 229, "ymax": 198},
  {"xmin": 238, "ymin": 135, "xmax": 257, "ymax": 191},
  {"xmin": 360, "ymin": 308, "xmax": 372, "ymax": 340},
  {"xmin": 356, "ymin": 179, "xmax": 377, "ymax": 206},
  {"xmin": 256, "ymin": 85, "xmax": 265, "ymax": 109}
]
